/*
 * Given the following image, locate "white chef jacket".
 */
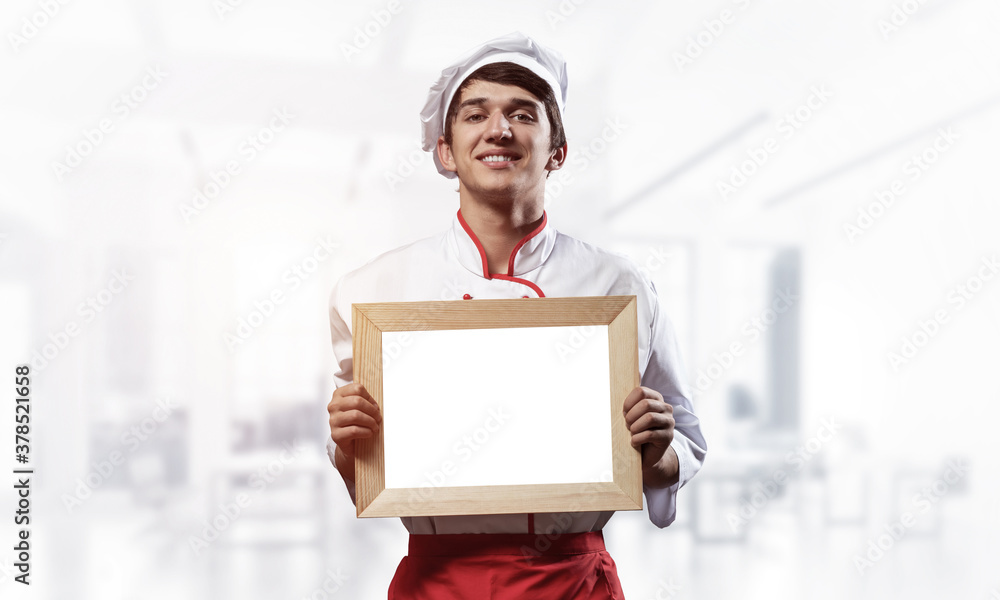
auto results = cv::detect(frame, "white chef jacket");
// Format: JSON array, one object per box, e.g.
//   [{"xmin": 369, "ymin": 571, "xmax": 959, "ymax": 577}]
[{"xmin": 325, "ymin": 209, "xmax": 707, "ymax": 534}]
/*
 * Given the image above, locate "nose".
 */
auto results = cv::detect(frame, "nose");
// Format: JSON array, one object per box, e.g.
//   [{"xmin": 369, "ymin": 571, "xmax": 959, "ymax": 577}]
[{"xmin": 485, "ymin": 111, "xmax": 512, "ymax": 142}]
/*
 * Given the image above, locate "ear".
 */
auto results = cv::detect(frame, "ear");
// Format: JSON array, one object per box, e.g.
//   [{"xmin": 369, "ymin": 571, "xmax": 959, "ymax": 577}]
[
  {"xmin": 436, "ymin": 136, "xmax": 457, "ymax": 173},
  {"xmin": 546, "ymin": 142, "xmax": 568, "ymax": 172}
]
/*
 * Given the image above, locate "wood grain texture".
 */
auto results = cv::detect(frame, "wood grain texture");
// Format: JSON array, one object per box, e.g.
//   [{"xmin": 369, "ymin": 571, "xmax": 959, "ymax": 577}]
[
  {"xmin": 361, "ymin": 483, "xmax": 641, "ymax": 518},
  {"xmin": 353, "ymin": 296, "xmax": 632, "ymax": 331},
  {"xmin": 352, "ymin": 296, "xmax": 643, "ymax": 518},
  {"xmin": 353, "ymin": 308, "xmax": 384, "ymax": 516},
  {"xmin": 608, "ymin": 296, "xmax": 643, "ymax": 508}
]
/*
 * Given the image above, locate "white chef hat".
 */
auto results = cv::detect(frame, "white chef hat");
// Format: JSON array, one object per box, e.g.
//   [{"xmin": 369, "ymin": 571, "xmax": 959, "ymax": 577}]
[{"xmin": 419, "ymin": 31, "xmax": 568, "ymax": 179}]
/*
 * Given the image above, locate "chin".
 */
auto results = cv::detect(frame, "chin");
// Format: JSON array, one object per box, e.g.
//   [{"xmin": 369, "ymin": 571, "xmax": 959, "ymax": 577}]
[{"xmin": 469, "ymin": 182, "xmax": 522, "ymax": 201}]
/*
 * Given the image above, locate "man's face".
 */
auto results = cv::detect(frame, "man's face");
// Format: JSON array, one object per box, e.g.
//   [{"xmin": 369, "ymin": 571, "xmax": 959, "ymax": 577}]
[{"xmin": 437, "ymin": 80, "xmax": 566, "ymax": 201}]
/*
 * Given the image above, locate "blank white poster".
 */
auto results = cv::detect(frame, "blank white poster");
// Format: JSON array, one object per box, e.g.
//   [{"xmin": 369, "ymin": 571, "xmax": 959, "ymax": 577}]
[{"xmin": 381, "ymin": 325, "xmax": 613, "ymax": 489}]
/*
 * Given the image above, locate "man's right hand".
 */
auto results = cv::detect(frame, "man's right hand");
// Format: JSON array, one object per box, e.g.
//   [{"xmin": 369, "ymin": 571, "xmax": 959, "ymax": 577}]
[{"xmin": 328, "ymin": 382, "xmax": 382, "ymax": 470}]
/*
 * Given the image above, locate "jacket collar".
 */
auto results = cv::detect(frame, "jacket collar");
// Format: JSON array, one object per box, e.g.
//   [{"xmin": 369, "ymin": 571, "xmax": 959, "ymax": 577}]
[{"xmin": 449, "ymin": 208, "xmax": 557, "ymax": 278}]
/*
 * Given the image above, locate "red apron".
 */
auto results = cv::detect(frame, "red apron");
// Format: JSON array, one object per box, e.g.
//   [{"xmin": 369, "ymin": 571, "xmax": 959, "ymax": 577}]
[{"xmin": 388, "ymin": 530, "xmax": 625, "ymax": 599}]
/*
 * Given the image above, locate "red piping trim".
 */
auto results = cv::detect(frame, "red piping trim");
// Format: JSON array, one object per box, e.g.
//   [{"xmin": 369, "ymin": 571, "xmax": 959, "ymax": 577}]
[
  {"xmin": 506, "ymin": 212, "xmax": 547, "ymax": 276},
  {"xmin": 456, "ymin": 209, "xmax": 491, "ymax": 279},
  {"xmin": 492, "ymin": 274, "xmax": 545, "ymax": 297},
  {"xmin": 455, "ymin": 209, "xmax": 547, "ymax": 298}
]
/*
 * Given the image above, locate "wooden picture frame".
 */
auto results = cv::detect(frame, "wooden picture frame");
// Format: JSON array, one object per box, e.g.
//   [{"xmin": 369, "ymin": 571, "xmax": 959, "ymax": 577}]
[{"xmin": 351, "ymin": 295, "xmax": 642, "ymax": 518}]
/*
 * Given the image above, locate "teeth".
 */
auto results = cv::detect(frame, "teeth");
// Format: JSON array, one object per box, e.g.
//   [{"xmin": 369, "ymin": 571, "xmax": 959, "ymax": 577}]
[{"xmin": 481, "ymin": 155, "xmax": 515, "ymax": 162}]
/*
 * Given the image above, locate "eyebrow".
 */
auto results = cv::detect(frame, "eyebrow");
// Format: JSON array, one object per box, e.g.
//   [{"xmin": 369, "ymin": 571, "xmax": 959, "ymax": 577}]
[{"xmin": 458, "ymin": 97, "xmax": 541, "ymax": 111}]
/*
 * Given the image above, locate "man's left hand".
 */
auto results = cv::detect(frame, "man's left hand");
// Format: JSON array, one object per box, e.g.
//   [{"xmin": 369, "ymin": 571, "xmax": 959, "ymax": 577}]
[{"xmin": 623, "ymin": 386, "xmax": 676, "ymax": 473}]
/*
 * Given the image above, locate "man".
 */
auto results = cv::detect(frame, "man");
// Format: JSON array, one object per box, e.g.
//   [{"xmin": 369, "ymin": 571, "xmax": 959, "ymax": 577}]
[{"xmin": 326, "ymin": 32, "xmax": 707, "ymax": 599}]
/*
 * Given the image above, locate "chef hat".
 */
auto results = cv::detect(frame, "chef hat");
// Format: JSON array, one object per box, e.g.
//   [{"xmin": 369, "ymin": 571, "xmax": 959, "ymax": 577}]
[{"xmin": 419, "ymin": 31, "xmax": 569, "ymax": 179}]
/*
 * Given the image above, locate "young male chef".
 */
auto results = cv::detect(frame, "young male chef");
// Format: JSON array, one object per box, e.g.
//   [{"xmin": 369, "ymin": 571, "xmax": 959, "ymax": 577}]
[{"xmin": 325, "ymin": 32, "xmax": 707, "ymax": 599}]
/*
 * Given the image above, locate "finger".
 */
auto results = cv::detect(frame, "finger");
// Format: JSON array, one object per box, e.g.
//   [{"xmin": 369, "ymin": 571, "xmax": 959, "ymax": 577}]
[
  {"xmin": 331, "ymin": 425, "xmax": 376, "ymax": 445},
  {"xmin": 332, "ymin": 395, "xmax": 382, "ymax": 424},
  {"xmin": 624, "ymin": 398, "xmax": 654, "ymax": 427},
  {"xmin": 328, "ymin": 383, "xmax": 376, "ymax": 410},
  {"xmin": 629, "ymin": 412, "xmax": 674, "ymax": 435},
  {"xmin": 621, "ymin": 386, "xmax": 648, "ymax": 415},
  {"xmin": 347, "ymin": 384, "xmax": 380, "ymax": 417},
  {"xmin": 630, "ymin": 428, "xmax": 674, "ymax": 448},
  {"xmin": 623, "ymin": 386, "xmax": 665, "ymax": 418},
  {"xmin": 347, "ymin": 395, "xmax": 382, "ymax": 423},
  {"xmin": 331, "ymin": 409, "xmax": 381, "ymax": 433},
  {"xmin": 624, "ymin": 397, "xmax": 670, "ymax": 428},
  {"xmin": 348, "ymin": 382, "xmax": 374, "ymax": 402}
]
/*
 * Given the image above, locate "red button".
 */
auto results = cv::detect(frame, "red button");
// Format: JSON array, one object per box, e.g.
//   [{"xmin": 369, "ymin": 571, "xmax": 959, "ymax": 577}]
[
  {"xmin": 522, "ymin": 295, "xmax": 529, "ymax": 298},
  {"xmin": 463, "ymin": 294, "xmax": 472, "ymax": 300}
]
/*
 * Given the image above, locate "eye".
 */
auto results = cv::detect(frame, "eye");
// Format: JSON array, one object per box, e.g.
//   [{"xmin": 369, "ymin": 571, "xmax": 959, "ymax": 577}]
[
  {"xmin": 512, "ymin": 113, "xmax": 535, "ymax": 122},
  {"xmin": 465, "ymin": 113, "xmax": 486, "ymax": 122}
]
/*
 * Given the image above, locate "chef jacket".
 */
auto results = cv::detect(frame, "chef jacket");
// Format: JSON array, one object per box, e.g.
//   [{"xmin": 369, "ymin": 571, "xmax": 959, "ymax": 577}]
[{"xmin": 325, "ymin": 208, "xmax": 707, "ymax": 534}]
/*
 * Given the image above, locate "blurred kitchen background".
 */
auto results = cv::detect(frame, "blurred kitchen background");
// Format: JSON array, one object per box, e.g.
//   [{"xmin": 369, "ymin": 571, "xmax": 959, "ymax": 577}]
[{"xmin": 1, "ymin": 1, "xmax": 999, "ymax": 598}]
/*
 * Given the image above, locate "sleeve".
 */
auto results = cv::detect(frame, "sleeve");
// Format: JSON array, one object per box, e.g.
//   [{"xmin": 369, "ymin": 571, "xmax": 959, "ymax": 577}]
[
  {"xmin": 640, "ymin": 280, "xmax": 707, "ymax": 528},
  {"xmin": 326, "ymin": 278, "xmax": 358, "ymax": 506}
]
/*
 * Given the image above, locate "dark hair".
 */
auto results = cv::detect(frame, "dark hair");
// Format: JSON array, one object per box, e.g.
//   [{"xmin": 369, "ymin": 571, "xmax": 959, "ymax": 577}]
[{"xmin": 443, "ymin": 62, "xmax": 566, "ymax": 151}]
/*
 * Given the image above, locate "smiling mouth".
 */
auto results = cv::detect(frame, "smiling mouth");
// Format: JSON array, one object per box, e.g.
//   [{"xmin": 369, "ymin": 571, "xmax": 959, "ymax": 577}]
[{"xmin": 478, "ymin": 154, "xmax": 521, "ymax": 166}]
